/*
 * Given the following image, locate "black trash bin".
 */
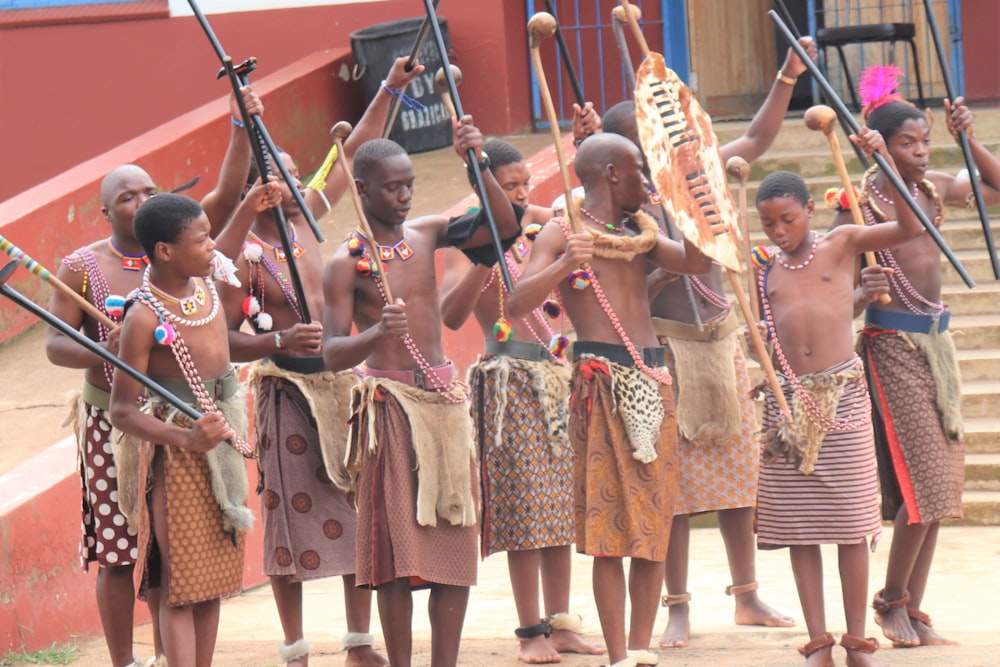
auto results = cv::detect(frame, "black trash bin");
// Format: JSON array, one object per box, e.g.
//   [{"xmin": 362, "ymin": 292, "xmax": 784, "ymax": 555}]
[{"xmin": 351, "ymin": 17, "xmax": 453, "ymax": 153}]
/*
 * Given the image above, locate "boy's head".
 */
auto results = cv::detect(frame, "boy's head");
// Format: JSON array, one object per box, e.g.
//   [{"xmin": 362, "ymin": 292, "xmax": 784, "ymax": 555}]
[
  {"xmin": 574, "ymin": 133, "xmax": 648, "ymax": 214},
  {"xmin": 100, "ymin": 165, "xmax": 157, "ymax": 238},
  {"xmin": 353, "ymin": 138, "xmax": 414, "ymax": 227},
  {"xmin": 473, "ymin": 139, "xmax": 531, "ymax": 207},
  {"xmin": 134, "ymin": 194, "xmax": 214, "ymax": 274},
  {"xmin": 602, "ymin": 101, "xmax": 639, "ymax": 145},
  {"xmin": 756, "ymin": 171, "xmax": 815, "ymax": 248},
  {"xmin": 866, "ymin": 102, "xmax": 930, "ymax": 183},
  {"xmin": 865, "ymin": 101, "xmax": 927, "ymax": 143}
]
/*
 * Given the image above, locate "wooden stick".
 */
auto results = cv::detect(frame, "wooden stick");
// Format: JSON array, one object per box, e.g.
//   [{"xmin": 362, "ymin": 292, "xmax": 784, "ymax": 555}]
[
  {"xmin": 726, "ymin": 268, "xmax": 791, "ymax": 418},
  {"xmin": 803, "ymin": 105, "xmax": 891, "ymax": 304},
  {"xmin": 383, "ymin": 0, "xmax": 442, "ymax": 138},
  {"xmin": 618, "ymin": 0, "xmax": 650, "ymax": 57},
  {"xmin": 434, "ymin": 65, "xmax": 461, "ymax": 120},
  {"xmin": 330, "ymin": 121, "xmax": 393, "ymax": 304},
  {"xmin": 725, "ymin": 157, "xmax": 760, "ymax": 322},
  {"xmin": 541, "ymin": 0, "xmax": 585, "ymax": 106},
  {"xmin": 0, "ymin": 234, "xmax": 117, "ymax": 329},
  {"xmin": 528, "ymin": 12, "xmax": 581, "ymax": 234},
  {"xmin": 611, "ymin": 5, "xmax": 640, "ymax": 92}
]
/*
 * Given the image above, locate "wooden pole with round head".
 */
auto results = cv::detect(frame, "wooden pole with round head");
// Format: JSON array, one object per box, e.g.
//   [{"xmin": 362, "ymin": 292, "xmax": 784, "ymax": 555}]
[
  {"xmin": 610, "ymin": 4, "xmax": 642, "ymax": 91},
  {"xmin": 329, "ymin": 120, "xmax": 394, "ymax": 303},
  {"xmin": 618, "ymin": 0, "xmax": 650, "ymax": 57},
  {"xmin": 804, "ymin": 104, "xmax": 890, "ymax": 303},
  {"xmin": 722, "ymin": 156, "xmax": 790, "ymax": 418},
  {"xmin": 528, "ymin": 11, "xmax": 580, "ymax": 233},
  {"xmin": 434, "ymin": 65, "xmax": 462, "ymax": 119}
]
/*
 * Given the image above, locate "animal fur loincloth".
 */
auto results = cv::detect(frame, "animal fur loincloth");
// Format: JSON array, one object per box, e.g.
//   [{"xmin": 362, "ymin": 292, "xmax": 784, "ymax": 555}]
[
  {"xmin": 569, "ymin": 357, "xmax": 677, "ymax": 560},
  {"xmin": 468, "ymin": 354, "xmax": 571, "ymax": 457},
  {"xmin": 761, "ymin": 363, "xmax": 865, "ymax": 475},
  {"xmin": 250, "ymin": 360, "xmax": 359, "ymax": 491},
  {"xmin": 588, "ymin": 356, "xmax": 667, "ymax": 464},
  {"xmin": 350, "ymin": 376, "xmax": 477, "ymax": 527},
  {"xmin": 114, "ymin": 384, "xmax": 253, "ymax": 536},
  {"xmin": 470, "ymin": 354, "xmax": 575, "ymax": 555},
  {"xmin": 858, "ymin": 327, "xmax": 965, "ymax": 524},
  {"xmin": 663, "ymin": 332, "xmax": 740, "ymax": 445}
]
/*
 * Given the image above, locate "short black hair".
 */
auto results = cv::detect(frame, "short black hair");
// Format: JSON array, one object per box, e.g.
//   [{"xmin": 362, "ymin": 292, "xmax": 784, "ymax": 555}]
[
  {"xmin": 246, "ymin": 147, "xmax": 288, "ymax": 186},
  {"xmin": 602, "ymin": 100, "xmax": 637, "ymax": 139},
  {"xmin": 756, "ymin": 170, "xmax": 811, "ymax": 206},
  {"xmin": 866, "ymin": 101, "xmax": 927, "ymax": 142},
  {"xmin": 353, "ymin": 138, "xmax": 408, "ymax": 181},
  {"xmin": 133, "ymin": 193, "xmax": 204, "ymax": 259},
  {"xmin": 466, "ymin": 139, "xmax": 524, "ymax": 187}
]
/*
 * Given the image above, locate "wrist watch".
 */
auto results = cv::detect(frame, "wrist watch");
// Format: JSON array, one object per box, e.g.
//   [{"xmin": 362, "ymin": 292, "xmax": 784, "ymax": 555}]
[
  {"xmin": 466, "ymin": 150, "xmax": 490, "ymax": 173},
  {"xmin": 275, "ymin": 331, "xmax": 285, "ymax": 350}
]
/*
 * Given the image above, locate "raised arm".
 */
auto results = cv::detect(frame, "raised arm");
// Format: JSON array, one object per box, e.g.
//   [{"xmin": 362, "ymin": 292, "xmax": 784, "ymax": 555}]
[
  {"xmin": 507, "ymin": 223, "xmax": 587, "ymax": 319},
  {"xmin": 440, "ymin": 247, "xmax": 491, "ymax": 330},
  {"xmin": 937, "ymin": 97, "xmax": 1000, "ymax": 207},
  {"xmin": 213, "ymin": 178, "xmax": 281, "ymax": 259},
  {"xmin": 647, "ymin": 234, "xmax": 714, "ymax": 276},
  {"xmin": 202, "ymin": 86, "xmax": 263, "ymax": 236},
  {"xmin": 720, "ymin": 37, "xmax": 817, "ymax": 165}
]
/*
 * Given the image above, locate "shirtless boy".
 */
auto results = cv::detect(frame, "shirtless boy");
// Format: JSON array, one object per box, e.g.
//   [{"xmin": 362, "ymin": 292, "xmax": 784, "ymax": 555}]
[
  {"xmin": 110, "ymin": 194, "xmax": 253, "ymax": 667},
  {"xmin": 321, "ymin": 114, "xmax": 520, "ymax": 667},
  {"xmin": 751, "ymin": 135, "xmax": 920, "ymax": 666},
  {"xmin": 507, "ymin": 133, "xmax": 712, "ymax": 667}
]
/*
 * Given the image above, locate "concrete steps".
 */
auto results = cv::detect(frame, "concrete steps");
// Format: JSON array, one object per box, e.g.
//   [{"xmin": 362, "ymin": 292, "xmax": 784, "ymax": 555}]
[{"xmin": 714, "ymin": 105, "xmax": 1000, "ymax": 525}]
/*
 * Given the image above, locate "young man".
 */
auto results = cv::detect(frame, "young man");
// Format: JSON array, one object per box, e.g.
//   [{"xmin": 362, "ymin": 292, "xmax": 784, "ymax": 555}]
[
  {"xmin": 506, "ymin": 133, "xmax": 712, "ymax": 667},
  {"xmin": 110, "ymin": 193, "xmax": 253, "ymax": 667},
  {"xmin": 44, "ymin": 88, "xmax": 260, "ymax": 667},
  {"xmin": 440, "ymin": 137, "xmax": 605, "ymax": 664},
  {"xmin": 321, "ymin": 115, "xmax": 520, "ymax": 667},
  {"xmin": 599, "ymin": 37, "xmax": 816, "ymax": 648},
  {"xmin": 844, "ymin": 73, "xmax": 1000, "ymax": 648},
  {"xmin": 217, "ymin": 55, "xmax": 424, "ymax": 667},
  {"xmin": 752, "ymin": 142, "xmax": 921, "ymax": 665}
]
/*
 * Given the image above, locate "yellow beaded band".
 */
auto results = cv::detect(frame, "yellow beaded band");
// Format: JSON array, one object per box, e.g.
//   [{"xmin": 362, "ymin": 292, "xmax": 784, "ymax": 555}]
[{"xmin": 776, "ymin": 70, "xmax": 798, "ymax": 86}]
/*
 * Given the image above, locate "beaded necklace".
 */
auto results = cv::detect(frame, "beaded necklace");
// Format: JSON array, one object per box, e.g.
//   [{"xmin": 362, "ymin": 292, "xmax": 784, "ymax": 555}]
[
  {"xmin": 352, "ymin": 227, "xmax": 415, "ymax": 263},
  {"xmin": 776, "ymin": 231, "xmax": 818, "ymax": 271},
  {"xmin": 247, "ymin": 227, "xmax": 304, "ymax": 262},
  {"xmin": 133, "ymin": 275, "xmax": 253, "ymax": 458},
  {"xmin": 66, "ymin": 248, "xmax": 117, "ymax": 387},
  {"xmin": 107, "ymin": 238, "xmax": 149, "ymax": 272},
  {"xmin": 689, "ymin": 275, "xmax": 731, "ymax": 310},
  {"xmin": 140, "ymin": 268, "xmax": 220, "ymax": 328},
  {"xmin": 579, "ymin": 206, "xmax": 626, "ymax": 233},
  {"xmin": 148, "ymin": 282, "xmax": 206, "ymax": 317},
  {"xmin": 757, "ymin": 261, "xmax": 870, "ymax": 431},
  {"xmin": 859, "ymin": 167, "xmax": 946, "ymax": 315}
]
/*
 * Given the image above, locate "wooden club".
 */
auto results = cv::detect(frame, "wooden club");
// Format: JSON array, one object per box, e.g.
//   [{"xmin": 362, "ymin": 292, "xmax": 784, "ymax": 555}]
[
  {"xmin": 434, "ymin": 65, "xmax": 462, "ymax": 119},
  {"xmin": 804, "ymin": 104, "xmax": 890, "ymax": 303},
  {"xmin": 330, "ymin": 120, "xmax": 394, "ymax": 303}
]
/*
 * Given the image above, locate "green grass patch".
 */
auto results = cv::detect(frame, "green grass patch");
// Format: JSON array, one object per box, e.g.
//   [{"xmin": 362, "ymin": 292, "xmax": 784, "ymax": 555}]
[{"xmin": 0, "ymin": 642, "xmax": 82, "ymax": 666}]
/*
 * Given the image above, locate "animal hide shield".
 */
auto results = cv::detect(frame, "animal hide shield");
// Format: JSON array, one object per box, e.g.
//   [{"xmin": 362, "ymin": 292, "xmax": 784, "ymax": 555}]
[{"xmin": 634, "ymin": 52, "xmax": 743, "ymax": 272}]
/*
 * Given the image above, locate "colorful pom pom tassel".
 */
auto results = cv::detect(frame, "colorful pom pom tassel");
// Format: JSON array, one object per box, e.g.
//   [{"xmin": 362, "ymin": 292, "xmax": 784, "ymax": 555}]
[
  {"xmin": 549, "ymin": 335, "xmax": 570, "ymax": 358},
  {"xmin": 567, "ymin": 268, "xmax": 591, "ymax": 290},
  {"xmin": 104, "ymin": 294, "xmax": 126, "ymax": 319},
  {"xmin": 541, "ymin": 299, "xmax": 561, "ymax": 319},
  {"xmin": 347, "ymin": 236, "xmax": 364, "ymax": 257},
  {"xmin": 255, "ymin": 312, "xmax": 274, "ymax": 331},
  {"xmin": 242, "ymin": 295, "xmax": 261, "ymax": 317},
  {"xmin": 824, "ymin": 187, "xmax": 840, "ymax": 210},
  {"xmin": 356, "ymin": 258, "xmax": 379, "ymax": 276},
  {"xmin": 524, "ymin": 223, "xmax": 543, "ymax": 240},
  {"xmin": 154, "ymin": 322, "xmax": 176, "ymax": 346},
  {"xmin": 492, "ymin": 318, "xmax": 514, "ymax": 342},
  {"xmin": 750, "ymin": 246, "xmax": 773, "ymax": 270}
]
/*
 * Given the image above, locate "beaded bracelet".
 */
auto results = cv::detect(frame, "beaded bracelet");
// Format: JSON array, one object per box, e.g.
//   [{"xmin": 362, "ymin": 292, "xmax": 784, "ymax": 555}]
[
  {"xmin": 776, "ymin": 70, "xmax": 798, "ymax": 86},
  {"xmin": 231, "ymin": 115, "xmax": 245, "ymax": 128},
  {"xmin": 381, "ymin": 80, "xmax": 426, "ymax": 111}
]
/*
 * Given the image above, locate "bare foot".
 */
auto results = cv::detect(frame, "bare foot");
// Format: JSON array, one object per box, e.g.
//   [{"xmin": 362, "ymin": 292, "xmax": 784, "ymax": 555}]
[
  {"xmin": 803, "ymin": 645, "xmax": 835, "ymax": 667},
  {"xmin": 874, "ymin": 605, "xmax": 919, "ymax": 647},
  {"xmin": 345, "ymin": 645, "xmax": 390, "ymax": 667},
  {"xmin": 517, "ymin": 636, "xmax": 562, "ymax": 664},
  {"xmin": 911, "ymin": 617, "xmax": 958, "ymax": 646},
  {"xmin": 658, "ymin": 604, "xmax": 689, "ymax": 649},
  {"xmin": 733, "ymin": 592, "xmax": 796, "ymax": 627},
  {"xmin": 548, "ymin": 629, "xmax": 605, "ymax": 655},
  {"xmin": 286, "ymin": 658, "xmax": 307, "ymax": 667},
  {"xmin": 844, "ymin": 649, "xmax": 888, "ymax": 667}
]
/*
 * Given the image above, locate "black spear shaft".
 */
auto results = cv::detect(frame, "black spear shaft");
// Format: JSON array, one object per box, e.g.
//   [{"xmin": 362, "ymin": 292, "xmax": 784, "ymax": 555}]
[
  {"xmin": 186, "ymin": 0, "xmax": 324, "ymax": 245},
  {"xmin": 542, "ymin": 0, "xmax": 586, "ymax": 106},
  {"xmin": 384, "ymin": 0, "xmax": 442, "ymax": 138},
  {"xmin": 0, "ymin": 262, "xmax": 201, "ymax": 423},
  {"xmin": 421, "ymin": 0, "xmax": 515, "ymax": 292},
  {"xmin": 921, "ymin": 0, "xmax": 999, "ymax": 279},
  {"xmin": 770, "ymin": 10, "xmax": 975, "ymax": 288},
  {"xmin": 770, "ymin": 0, "xmax": 870, "ymax": 169}
]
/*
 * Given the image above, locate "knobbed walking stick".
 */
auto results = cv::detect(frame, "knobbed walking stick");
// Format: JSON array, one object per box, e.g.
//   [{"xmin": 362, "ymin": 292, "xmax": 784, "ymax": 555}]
[
  {"xmin": 383, "ymin": 0, "xmax": 441, "ymax": 138},
  {"xmin": 804, "ymin": 104, "xmax": 890, "ymax": 303}
]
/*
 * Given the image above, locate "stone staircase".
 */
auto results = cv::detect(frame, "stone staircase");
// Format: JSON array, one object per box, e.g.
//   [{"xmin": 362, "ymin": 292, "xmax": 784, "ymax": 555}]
[{"xmin": 713, "ymin": 105, "xmax": 1000, "ymax": 526}]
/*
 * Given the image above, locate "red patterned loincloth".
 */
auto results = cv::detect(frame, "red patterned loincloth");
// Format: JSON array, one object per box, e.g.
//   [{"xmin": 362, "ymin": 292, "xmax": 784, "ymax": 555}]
[{"xmin": 858, "ymin": 327, "xmax": 965, "ymax": 524}]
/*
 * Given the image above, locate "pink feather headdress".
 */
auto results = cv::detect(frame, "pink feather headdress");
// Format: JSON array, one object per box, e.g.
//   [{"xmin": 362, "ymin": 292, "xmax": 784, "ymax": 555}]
[{"xmin": 859, "ymin": 64, "xmax": 905, "ymax": 118}]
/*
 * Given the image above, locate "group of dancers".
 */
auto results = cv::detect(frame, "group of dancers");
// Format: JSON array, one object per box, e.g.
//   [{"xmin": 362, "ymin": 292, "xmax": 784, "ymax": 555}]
[{"xmin": 43, "ymin": 22, "xmax": 1000, "ymax": 667}]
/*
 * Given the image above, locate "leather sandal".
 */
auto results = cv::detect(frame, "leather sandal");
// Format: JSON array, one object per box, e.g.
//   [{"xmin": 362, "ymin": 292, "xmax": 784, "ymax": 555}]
[
  {"xmin": 798, "ymin": 632, "xmax": 835, "ymax": 657},
  {"xmin": 725, "ymin": 581, "xmax": 759, "ymax": 596},
  {"xmin": 660, "ymin": 592, "xmax": 691, "ymax": 607},
  {"xmin": 840, "ymin": 634, "xmax": 879, "ymax": 653}
]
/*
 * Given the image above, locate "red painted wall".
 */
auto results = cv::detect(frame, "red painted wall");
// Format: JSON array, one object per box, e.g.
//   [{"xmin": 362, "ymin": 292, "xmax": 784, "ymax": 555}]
[
  {"xmin": 0, "ymin": 1, "xmax": 533, "ymax": 202},
  {"xmin": 961, "ymin": 0, "xmax": 1000, "ymax": 101}
]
